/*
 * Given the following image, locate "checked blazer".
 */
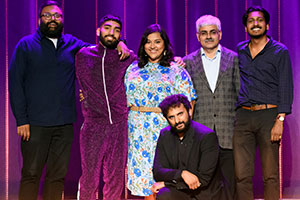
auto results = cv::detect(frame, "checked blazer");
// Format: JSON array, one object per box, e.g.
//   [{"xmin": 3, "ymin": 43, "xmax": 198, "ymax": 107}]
[{"xmin": 183, "ymin": 46, "xmax": 240, "ymax": 149}]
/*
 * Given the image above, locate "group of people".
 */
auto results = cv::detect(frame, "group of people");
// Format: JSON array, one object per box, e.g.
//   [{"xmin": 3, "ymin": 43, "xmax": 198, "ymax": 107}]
[{"xmin": 8, "ymin": 0, "xmax": 293, "ymax": 200}]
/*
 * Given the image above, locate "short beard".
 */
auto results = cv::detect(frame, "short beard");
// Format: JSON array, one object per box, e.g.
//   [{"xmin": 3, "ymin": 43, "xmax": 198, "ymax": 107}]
[
  {"xmin": 40, "ymin": 21, "xmax": 63, "ymax": 38},
  {"xmin": 170, "ymin": 117, "xmax": 191, "ymax": 134},
  {"xmin": 248, "ymin": 28, "xmax": 267, "ymax": 39},
  {"xmin": 99, "ymin": 33, "xmax": 119, "ymax": 49}
]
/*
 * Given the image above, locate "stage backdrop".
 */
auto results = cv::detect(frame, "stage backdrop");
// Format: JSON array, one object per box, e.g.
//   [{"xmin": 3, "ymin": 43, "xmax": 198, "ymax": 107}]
[{"xmin": 0, "ymin": 0, "xmax": 299, "ymax": 198}]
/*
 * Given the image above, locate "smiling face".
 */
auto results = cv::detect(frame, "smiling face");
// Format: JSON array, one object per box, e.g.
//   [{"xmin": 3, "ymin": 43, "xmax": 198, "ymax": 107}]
[
  {"xmin": 39, "ymin": 5, "xmax": 64, "ymax": 38},
  {"xmin": 245, "ymin": 11, "xmax": 269, "ymax": 39},
  {"xmin": 197, "ymin": 24, "xmax": 222, "ymax": 51},
  {"xmin": 97, "ymin": 20, "xmax": 121, "ymax": 49},
  {"xmin": 144, "ymin": 32, "xmax": 165, "ymax": 63}
]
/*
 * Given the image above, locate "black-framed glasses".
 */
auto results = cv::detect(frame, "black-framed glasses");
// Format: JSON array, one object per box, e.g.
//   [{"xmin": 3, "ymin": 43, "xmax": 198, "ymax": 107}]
[{"xmin": 41, "ymin": 12, "xmax": 63, "ymax": 20}]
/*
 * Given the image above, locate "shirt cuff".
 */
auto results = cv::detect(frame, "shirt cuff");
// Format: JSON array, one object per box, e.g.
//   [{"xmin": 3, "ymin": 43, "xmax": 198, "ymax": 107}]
[
  {"xmin": 16, "ymin": 118, "xmax": 29, "ymax": 126},
  {"xmin": 277, "ymin": 104, "xmax": 292, "ymax": 115}
]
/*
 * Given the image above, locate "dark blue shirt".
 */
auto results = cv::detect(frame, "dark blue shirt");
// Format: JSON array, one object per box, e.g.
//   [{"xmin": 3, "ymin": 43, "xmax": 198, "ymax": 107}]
[
  {"xmin": 9, "ymin": 29, "xmax": 87, "ymax": 126},
  {"xmin": 237, "ymin": 37, "xmax": 293, "ymax": 114}
]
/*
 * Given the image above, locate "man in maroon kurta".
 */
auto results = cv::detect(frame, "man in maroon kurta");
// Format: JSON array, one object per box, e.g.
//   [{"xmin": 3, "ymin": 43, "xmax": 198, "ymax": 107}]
[{"xmin": 75, "ymin": 14, "xmax": 136, "ymax": 200}]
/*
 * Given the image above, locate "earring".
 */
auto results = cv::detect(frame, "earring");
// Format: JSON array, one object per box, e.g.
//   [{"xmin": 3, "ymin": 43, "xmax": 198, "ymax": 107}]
[{"xmin": 163, "ymin": 51, "xmax": 166, "ymax": 56}]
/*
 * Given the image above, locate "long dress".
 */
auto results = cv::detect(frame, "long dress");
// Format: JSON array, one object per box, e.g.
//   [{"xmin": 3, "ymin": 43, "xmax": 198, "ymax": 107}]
[{"xmin": 125, "ymin": 61, "xmax": 197, "ymax": 196}]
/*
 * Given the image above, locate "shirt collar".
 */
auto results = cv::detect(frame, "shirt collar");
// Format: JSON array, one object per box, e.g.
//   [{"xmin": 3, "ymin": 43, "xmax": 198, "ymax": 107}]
[
  {"xmin": 35, "ymin": 28, "xmax": 64, "ymax": 43},
  {"xmin": 200, "ymin": 44, "xmax": 222, "ymax": 59},
  {"xmin": 243, "ymin": 36, "xmax": 273, "ymax": 56},
  {"xmin": 244, "ymin": 35, "xmax": 273, "ymax": 50}
]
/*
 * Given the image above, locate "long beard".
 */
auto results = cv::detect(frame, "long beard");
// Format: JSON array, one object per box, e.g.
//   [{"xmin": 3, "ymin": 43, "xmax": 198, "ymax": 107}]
[
  {"xmin": 99, "ymin": 33, "xmax": 119, "ymax": 49},
  {"xmin": 40, "ymin": 21, "xmax": 63, "ymax": 38}
]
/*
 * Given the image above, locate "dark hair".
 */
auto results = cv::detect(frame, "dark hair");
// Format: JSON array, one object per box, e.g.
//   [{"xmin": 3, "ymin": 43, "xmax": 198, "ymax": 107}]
[
  {"xmin": 242, "ymin": 6, "xmax": 270, "ymax": 26},
  {"xmin": 138, "ymin": 24, "xmax": 174, "ymax": 68},
  {"xmin": 39, "ymin": 1, "xmax": 62, "ymax": 17},
  {"xmin": 159, "ymin": 94, "xmax": 191, "ymax": 118},
  {"xmin": 99, "ymin": 14, "xmax": 122, "ymax": 30}
]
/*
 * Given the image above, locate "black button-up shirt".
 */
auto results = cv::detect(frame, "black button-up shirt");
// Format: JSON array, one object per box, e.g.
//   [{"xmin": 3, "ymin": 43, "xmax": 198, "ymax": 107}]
[
  {"xmin": 175, "ymin": 127, "xmax": 193, "ymax": 170},
  {"xmin": 9, "ymin": 29, "xmax": 87, "ymax": 126},
  {"xmin": 237, "ymin": 36, "xmax": 293, "ymax": 114}
]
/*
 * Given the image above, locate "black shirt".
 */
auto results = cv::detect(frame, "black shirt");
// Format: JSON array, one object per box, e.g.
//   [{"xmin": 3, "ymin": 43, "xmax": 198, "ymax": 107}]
[
  {"xmin": 237, "ymin": 36, "xmax": 293, "ymax": 114},
  {"xmin": 175, "ymin": 127, "xmax": 193, "ymax": 170}
]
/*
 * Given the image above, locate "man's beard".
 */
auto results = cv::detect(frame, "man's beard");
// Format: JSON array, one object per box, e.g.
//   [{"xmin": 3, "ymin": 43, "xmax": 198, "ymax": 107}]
[
  {"xmin": 99, "ymin": 33, "xmax": 119, "ymax": 49},
  {"xmin": 40, "ymin": 21, "xmax": 63, "ymax": 38},
  {"xmin": 170, "ymin": 117, "xmax": 191, "ymax": 134},
  {"xmin": 248, "ymin": 26, "xmax": 267, "ymax": 39}
]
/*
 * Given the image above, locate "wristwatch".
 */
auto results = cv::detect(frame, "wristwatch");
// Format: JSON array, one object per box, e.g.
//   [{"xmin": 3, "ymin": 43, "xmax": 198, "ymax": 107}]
[{"xmin": 277, "ymin": 116, "xmax": 285, "ymax": 122}]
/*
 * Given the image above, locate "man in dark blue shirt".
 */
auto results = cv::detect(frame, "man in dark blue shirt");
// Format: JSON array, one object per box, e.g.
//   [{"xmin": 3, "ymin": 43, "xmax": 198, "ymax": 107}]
[
  {"xmin": 233, "ymin": 6, "xmax": 293, "ymax": 200},
  {"xmin": 9, "ymin": 1, "xmax": 128, "ymax": 200}
]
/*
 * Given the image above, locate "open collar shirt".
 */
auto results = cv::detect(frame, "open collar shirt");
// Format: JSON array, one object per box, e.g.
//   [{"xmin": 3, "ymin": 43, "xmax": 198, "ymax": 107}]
[
  {"xmin": 237, "ymin": 36, "xmax": 293, "ymax": 114},
  {"xmin": 201, "ymin": 45, "xmax": 221, "ymax": 93}
]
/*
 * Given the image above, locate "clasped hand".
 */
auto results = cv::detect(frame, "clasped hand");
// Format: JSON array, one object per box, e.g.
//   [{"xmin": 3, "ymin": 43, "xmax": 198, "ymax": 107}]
[{"xmin": 181, "ymin": 170, "xmax": 201, "ymax": 190}]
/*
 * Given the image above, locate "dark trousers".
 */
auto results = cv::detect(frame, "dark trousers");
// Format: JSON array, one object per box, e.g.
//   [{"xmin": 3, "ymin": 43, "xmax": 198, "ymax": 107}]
[
  {"xmin": 157, "ymin": 187, "xmax": 197, "ymax": 200},
  {"xmin": 214, "ymin": 125, "xmax": 235, "ymax": 198},
  {"xmin": 219, "ymin": 148, "xmax": 235, "ymax": 199},
  {"xmin": 233, "ymin": 108, "xmax": 279, "ymax": 200},
  {"xmin": 78, "ymin": 120, "xmax": 128, "ymax": 200},
  {"xmin": 19, "ymin": 124, "xmax": 74, "ymax": 200},
  {"xmin": 157, "ymin": 185, "xmax": 228, "ymax": 200}
]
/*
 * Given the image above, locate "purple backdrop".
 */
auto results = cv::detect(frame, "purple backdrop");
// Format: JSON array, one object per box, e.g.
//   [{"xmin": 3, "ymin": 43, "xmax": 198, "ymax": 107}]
[{"xmin": 1, "ymin": 0, "xmax": 299, "ymax": 198}]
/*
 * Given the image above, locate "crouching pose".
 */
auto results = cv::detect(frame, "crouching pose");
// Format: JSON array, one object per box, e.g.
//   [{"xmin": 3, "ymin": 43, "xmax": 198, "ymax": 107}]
[{"xmin": 151, "ymin": 94, "xmax": 229, "ymax": 200}]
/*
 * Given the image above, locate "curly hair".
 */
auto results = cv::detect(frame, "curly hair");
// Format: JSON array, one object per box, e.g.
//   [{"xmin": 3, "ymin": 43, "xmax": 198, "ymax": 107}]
[
  {"xmin": 159, "ymin": 94, "xmax": 191, "ymax": 118},
  {"xmin": 138, "ymin": 24, "xmax": 174, "ymax": 68}
]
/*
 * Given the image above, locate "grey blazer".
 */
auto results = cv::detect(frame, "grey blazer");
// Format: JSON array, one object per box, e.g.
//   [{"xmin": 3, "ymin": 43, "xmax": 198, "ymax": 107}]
[{"xmin": 184, "ymin": 46, "xmax": 240, "ymax": 149}]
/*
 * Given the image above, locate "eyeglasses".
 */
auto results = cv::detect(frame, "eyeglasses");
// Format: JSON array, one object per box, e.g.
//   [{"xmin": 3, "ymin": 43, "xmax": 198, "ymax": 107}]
[
  {"xmin": 198, "ymin": 30, "xmax": 219, "ymax": 37},
  {"xmin": 41, "ymin": 12, "xmax": 63, "ymax": 20}
]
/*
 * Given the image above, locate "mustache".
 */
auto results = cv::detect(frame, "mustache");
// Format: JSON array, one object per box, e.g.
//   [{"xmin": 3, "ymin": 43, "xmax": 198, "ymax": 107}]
[
  {"xmin": 104, "ymin": 35, "xmax": 117, "ymax": 40},
  {"xmin": 175, "ymin": 122, "xmax": 184, "ymax": 127},
  {"xmin": 205, "ymin": 38, "xmax": 214, "ymax": 42},
  {"xmin": 47, "ymin": 21, "xmax": 59, "ymax": 26},
  {"xmin": 251, "ymin": 26, "xmax": 262, "ymax": 30}
]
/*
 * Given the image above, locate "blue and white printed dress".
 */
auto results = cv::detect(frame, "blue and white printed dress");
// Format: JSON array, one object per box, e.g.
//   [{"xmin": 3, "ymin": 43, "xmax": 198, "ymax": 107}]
[{"xmin": 125, "ymin": 61, "xmax": 197, "ymax": 196}]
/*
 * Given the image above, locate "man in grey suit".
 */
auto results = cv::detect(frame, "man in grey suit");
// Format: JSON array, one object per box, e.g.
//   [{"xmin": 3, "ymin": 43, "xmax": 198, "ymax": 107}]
[{"xmin": 183, "ymin": 15, "xmax": 240, "ymax": 197}]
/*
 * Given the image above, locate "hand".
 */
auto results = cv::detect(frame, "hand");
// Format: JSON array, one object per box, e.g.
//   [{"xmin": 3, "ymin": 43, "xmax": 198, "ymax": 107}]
[
  {"xmin": 190, "ymin": 100, "xmax": 196, "ymax": 119},
  {"xmin": 17, "ymin": 124, "xmax": 30, "ymax": 141},
  {"xmin": 173, "ymin": 56, "xmax": 186, "ymax": 67},
  {"xmin": 117, "ymin": 41, "xmax": 130, "ymax": 60},
  {"xmin": 150, "ymin": 181, "xmax": 165, "ymax": 194},
  {"xmin": 181, "ymin": 170, "xmax": 201, "ymax": 190},
  {"xmin": 271, "ymin": 119, "xmax": 283, "ymax": 142},
  {"xmin": 79, "ymin": 89, "xmax": 85, "ymax": 102}
]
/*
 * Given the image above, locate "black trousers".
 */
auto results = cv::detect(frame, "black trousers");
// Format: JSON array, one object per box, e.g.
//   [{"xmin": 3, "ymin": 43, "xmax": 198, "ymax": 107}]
[
  {"xmin": 233, "ymin": 108, "xmax": 279, "ymax": 200},
  {"xmin": 157, "ymin": 185, "xmax": 229, "ymax": 200},
  {"xmin": 157, "ymin": 187, "xmax": 197, "ymax": 200},
  {"xmin": 219, "ymin": 148, "xmax": 235, "ymax": 199},
  {"xmin": 19, "ymin": 124, "xmax": 73, "ymax": 200},
  {"xmin": 214, "ymin": 125, "xmax": 235, "ymax": 199}
]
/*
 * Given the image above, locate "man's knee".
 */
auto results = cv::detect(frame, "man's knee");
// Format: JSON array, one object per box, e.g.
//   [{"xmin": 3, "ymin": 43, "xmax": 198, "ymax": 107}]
[
  {"xmin": 157, "ymin": 187, "xmax": 188, "ymax": 200},
  {"xmin": 157, "ymin": 187, "xmax": 172, "ymax": 200}
]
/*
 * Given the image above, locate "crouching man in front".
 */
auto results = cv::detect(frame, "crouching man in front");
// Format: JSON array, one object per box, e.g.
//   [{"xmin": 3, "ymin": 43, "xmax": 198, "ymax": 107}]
[{"xmin": 151, "ymin": 94, "xmax": 229, "ymax": 200}]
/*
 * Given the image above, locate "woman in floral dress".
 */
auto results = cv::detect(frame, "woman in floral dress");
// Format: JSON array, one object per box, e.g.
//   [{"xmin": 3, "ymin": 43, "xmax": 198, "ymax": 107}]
[{"xmin": 125, "ymin": 24, "xmax": 197, "ymax": 199}]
